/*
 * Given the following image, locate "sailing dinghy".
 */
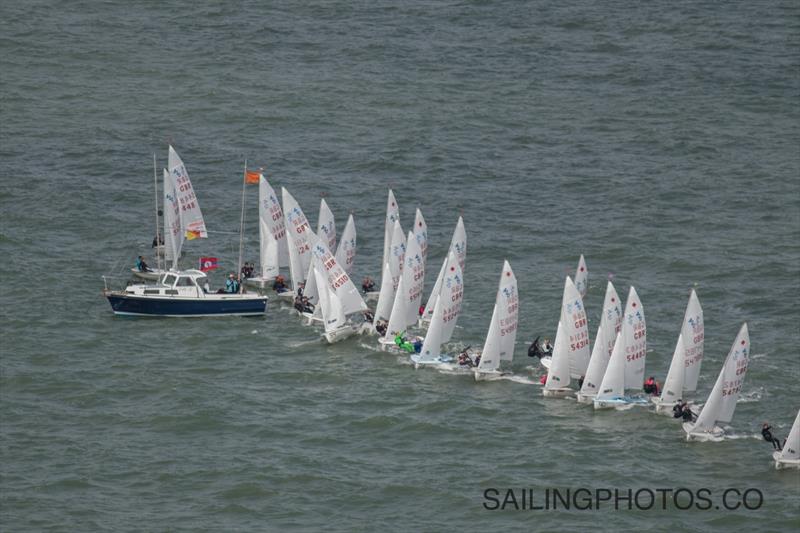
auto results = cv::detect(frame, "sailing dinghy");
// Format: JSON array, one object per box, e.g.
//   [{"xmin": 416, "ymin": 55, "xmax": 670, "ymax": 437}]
[
  {"xmin": 593, "ymin": 286, "xmax": 649, "ymax": 409},
  {"xmin": 279, "ymin": 187, "xmax": 313, "ymax": 303},
  {"xmin": 576, "ymin": 281, "xmax": 623, "ymax": 403},
  {"xmin": 132, "ymin": 146, "xmax": 208, "ymax": 280},
  {"xmin": 683, "ymin": 323, "xmax": 750, "ymax": 442},
  {"xmin": 773, "ymin": 410, "xmax": 800, "ymax": 469},
  {"xmin": 540, "ymin": 276, "xmax": 591, "ymax": 383},
  {"xmin": 652, "ymin": 290, "xmax": 704, "ymax": 414},
  {"xmin": 245, "ymin": 174, "xmax": 289, "ymax": 289},
  {"xmin": 334, "ymin": 213, "xmax": 357, "ymax": 277},
  {"xmin": 365, "ymin": 190, "xmax": 400, "ymax": 302},
  {"xmin": 369, "ymin": 219, "xmax": 405, "ymax": 335},
  {"xmin": 473, "ymin": 261, "xmax": 518, "ymax": 381},
  {"xmin": 410, "ymin": 251, "xmax": 463, "ymax": 369},
  {"xmin": 378, "ymin": 230, "xmax": 425, "ymax": 351},
  {"xmin": 420, "ymin": 216, "xmax": 465, "ymax": 327},
  {"xmin": 542, "ymin": 322, "xmax": 573, "ymax": 397},
  {"xmin": 306, "ymin": 233, "xmax": 368, "ymax": 343}
]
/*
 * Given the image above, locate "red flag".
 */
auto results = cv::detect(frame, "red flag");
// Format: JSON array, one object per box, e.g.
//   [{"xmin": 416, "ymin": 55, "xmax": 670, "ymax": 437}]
[
  {"xmin": 245, "ymin": 171, "xmax": 260, "ymax": 184},
  {"xmin": 199, "ymin": 257, "xmax": 219, "ymax": 272}
]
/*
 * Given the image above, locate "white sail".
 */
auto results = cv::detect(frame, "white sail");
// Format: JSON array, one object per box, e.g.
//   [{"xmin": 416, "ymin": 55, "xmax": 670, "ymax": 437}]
[
  {"xmin": 690, "ymin": 324, "xmax": 750, "ymax": 433},
  {"xmin": 312, "ymin": 264, "xmax": 331, "ymax": 322},
  {"xmin": 417, "ymin": 291, "xmax": 445, "ymax": 363},
  {"xmin": 478, "ymin": 261, "xmax": 518, "ymax": 372},
  {"xmin": 167, "ymin": 146, "xmax": 207, "ymax": 240},
  {"xmin": 622, "ymin": 286, "xmax": 646, "ymax": 390},
  {"xmin": 317, "ymin": 198, "xmax": 337, "ymax": 253},
  {"xmin": 681, "ymin": 289, "xmax": 704, "ymax": 393},
  {"xmin": 373, "ymin": 262, "xmax": 394, "ymax": 324},
  {"xmin": 545, "ymin": 322, "xmax": 571, "ymax": 391},
  {"xmin": 388, "ymin": 219, "xmax": 406, "ymax": 285},
  {"xmin": 421, "ymin": 217, "xmax": 466, "ymax": 323},
  {"xmin": 438, "ymin": 252, "xmax": 464, "ymax": 343},
  {"xmin": 334, "ymin": 214, "xmax": 356, "ymax": 276},
  {"xmin": 303, "ymin": 246, "xmax": 319, "ymax": 310},
  {"xmin": 561, "ymin": 276, "xmax": 591, "ymax": 379},
  {"xmin": 776, "ymin": 410, "xmax": 800, "ymax": 462},
  {"xmin": 163, "ymin": 169, "xmax": 182, "ymax": 269},
  {"xmin": 421, "ymin": 256, "xmax": 446, "ymax": 324},
  {"xmin": 574, "ymin": 254, "xmax": 588, "ymax": 298},
  {"xmin": 580, "ymin": 281, "xmax": 622, "ymax": 397},
  {"xmin": 402, "ymin": 230, "xmax": 425, "ymax": 326},
  {"xmin": 312, "ymin": 260, "xmax": 347, "ymax": 333},
  {"xmin": 451, "ymin": 216, "xmax": 467, "ymax": 271},
  {"xmin": 595, "ymin": 332, "xmax": 625, "ymax": 400},
  {"xmin": 659, "ymin": 334, "xmax": 687, "ymax": 406},
  {"xmin": 382, "ymin": 190, "xmax": 400, "ymax": 270},
  {"xmin": 258, "ymin": 175, "xmax": 289, "ymax": 278},
  {"xmin": 413, "ymin": 208, "xmax": 428, "ymax": 268},
  {"xmin": 385, "ymin": 275, "xmax": 408, "ymax": 338},
  {"xmin": 282, "ymin": 187, "xmax": 313, "ymax": 290},
  {"xmin": 308, "ymin": 232, "xmax": 366, "ymax": 316}
]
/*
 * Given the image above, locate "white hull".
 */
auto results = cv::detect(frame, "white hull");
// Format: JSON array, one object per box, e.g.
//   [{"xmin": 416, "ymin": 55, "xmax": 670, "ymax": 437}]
[
  {"xmin": 773, "ymin": 452, "xmax": 800, "ymax": 470},
  {"xmin": 683, "ymin": 422, "xmax": 725, "ymax": 442},
  {"xmin": 575, "ymin": 392, "xmax": 596, "ymax": 404},
  {"xmin": 593, "ymin": 396, "xmax": 650, "ymax": 410},
  {"xmin": 244, "ymin": 275, "xmax": 276, "ymax": 289},
  {"xmin": 543, "ymin": 387, "xmax": 574, "ymax": 398},
  {"xmin": 131, "ymin": 268, "xmax": 165, "ymax": 280},
  {"xmin": 364, "ymin": 290, "xmax": 380, "ymax": 303},
  {"xmin": 651, "ymin": 397, "xmax": 683, "ymax": 415},
  {"xmin": 473, "ymin": 369, "xmax": 508, "ymax": 382},
  {"xmin": 411, "ymin": 355, "xmax": 453, "ymax": 370},
  {"xmin": 324, "ymin": 324, "xmax": 359, "ymax": 344},
  {"xmin": 540, "ymin": 356, "xmax": 552, "ymax": 370},
  {"xmin": 303, "ymin": 313, "xmax": 324, "ymax": 325},
  {"xmin": 276, "ymin": 290, "xmax": 296, "ymax": 303}
]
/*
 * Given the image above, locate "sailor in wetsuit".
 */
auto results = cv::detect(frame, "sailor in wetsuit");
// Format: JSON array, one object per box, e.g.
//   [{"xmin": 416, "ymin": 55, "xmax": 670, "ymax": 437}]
[{"xmin": 762, "ymin": 423, "xmax": 783, "ymax": 450}]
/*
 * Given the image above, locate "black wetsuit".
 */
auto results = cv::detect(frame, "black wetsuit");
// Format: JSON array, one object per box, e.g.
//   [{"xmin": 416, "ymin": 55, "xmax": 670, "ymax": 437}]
[
  {"xmin": 762, "ymin": 426, "xmax": 782, "ymax": 450},
  {"xmin": 528, "ymin": 337, "xmax": 543, "ymax": 359}
]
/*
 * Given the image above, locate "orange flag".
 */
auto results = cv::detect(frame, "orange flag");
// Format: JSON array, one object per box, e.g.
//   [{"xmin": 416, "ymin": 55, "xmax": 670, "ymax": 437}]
[{"xmin": 245, "ymin": 171, "xmax": 260, "ymax": 184}]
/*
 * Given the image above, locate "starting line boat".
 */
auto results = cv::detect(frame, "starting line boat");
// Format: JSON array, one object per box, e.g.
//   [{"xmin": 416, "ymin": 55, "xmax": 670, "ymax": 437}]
[{"xmin": 104, "ymin": 270, "xmax": 268, "ymax": 317}]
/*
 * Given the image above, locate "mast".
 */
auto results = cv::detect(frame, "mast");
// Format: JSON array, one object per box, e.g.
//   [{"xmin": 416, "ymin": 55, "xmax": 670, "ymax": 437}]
[
  {"xmin": 153, "ymin": 153, "xmax": 162, "ymax": 272},
  {"xmin": 237, "ymin": 159, "xmax": 247, "ymax": 292}
]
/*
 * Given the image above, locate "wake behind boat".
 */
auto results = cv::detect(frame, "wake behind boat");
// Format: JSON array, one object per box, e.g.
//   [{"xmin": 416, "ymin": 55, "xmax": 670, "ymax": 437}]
[{"xmin": 103, "ymin": 270, "xmax": 268, "ymax": 317}]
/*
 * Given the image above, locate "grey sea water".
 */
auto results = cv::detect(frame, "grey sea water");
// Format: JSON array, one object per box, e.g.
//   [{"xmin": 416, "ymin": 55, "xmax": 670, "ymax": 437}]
[{"xmin": 1, "ymin": 1, "xmax": 799, "ymax": 531}]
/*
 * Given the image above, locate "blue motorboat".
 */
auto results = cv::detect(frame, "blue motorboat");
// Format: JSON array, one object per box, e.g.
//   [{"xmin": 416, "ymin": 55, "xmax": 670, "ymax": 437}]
[{"xmin": 103, "ymin": 270, "xmax": 268, "ymax": 317}]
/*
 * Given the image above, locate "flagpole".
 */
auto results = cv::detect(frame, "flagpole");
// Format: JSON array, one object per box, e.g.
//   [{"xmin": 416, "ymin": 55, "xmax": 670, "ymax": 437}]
[
  {"xmin": 237, "ymin": 159, "xmax": 247, "ymax": 292},
  {"xmin": 153, "ymin": 153, "xmax": 162, "ymax": 272}
]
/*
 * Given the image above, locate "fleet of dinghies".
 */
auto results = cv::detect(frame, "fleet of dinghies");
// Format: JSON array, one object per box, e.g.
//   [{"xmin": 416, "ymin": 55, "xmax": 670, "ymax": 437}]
[{"xmin": 105, "ymin": 148, "xmax": 798, "ymax": 467}]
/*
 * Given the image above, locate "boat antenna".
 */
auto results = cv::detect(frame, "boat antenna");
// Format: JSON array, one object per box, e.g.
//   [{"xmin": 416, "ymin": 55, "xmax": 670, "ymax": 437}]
[
  {"xmin": 237, "ymin": 159, "xmax": 248, "ymax": 293},
  {"xmin": 153, "ymin": 153, "xmax": 162, "ymax": 272}
]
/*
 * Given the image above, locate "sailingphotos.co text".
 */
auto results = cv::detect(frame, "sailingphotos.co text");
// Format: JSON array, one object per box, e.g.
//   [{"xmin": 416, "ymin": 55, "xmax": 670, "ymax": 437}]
[{"xmin": 482, "ymin": 487, "xmax": 764, "ymax": 511}]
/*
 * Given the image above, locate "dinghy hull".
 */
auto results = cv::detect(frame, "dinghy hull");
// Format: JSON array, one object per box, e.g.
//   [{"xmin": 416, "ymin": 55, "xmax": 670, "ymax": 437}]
[
  {"xmin": 593, "ymin": 396, "xmax": 650, "ymax": 410},
  {"xmin": 543, "ymin": 388, "xmax": 574, "ymax": 398},
  {"xmin": 683, "ymin": 423, "xmax": 725, "ymax": 442},
  {"xmin": 773, "ymin": 452, "xmax": 800, "ymax": 470},
  {"xmin": 324, "ymin": 324, "xmax": 359, "ymax": 344},
  {"xmin": 575, "ymin": 392, "xmax": 596, "ymax": 404},
  {"xmin": 105, "ymin": 291, "xmax": 268, "ymax": 317}
]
